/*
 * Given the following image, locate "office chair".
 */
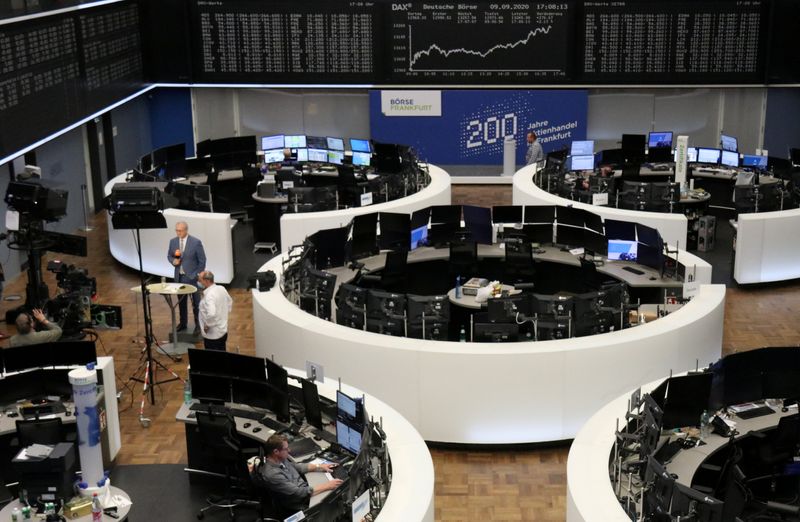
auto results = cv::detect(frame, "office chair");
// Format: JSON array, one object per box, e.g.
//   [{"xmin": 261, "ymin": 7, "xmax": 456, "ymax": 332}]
[
  {"xmin": 449, "ymin": 240, "xmax": 479, "ymax": 281},
  {"xmin": 580, "ymin": 257, "xmax": 607, "ymax": 291},
  {"xmin": 16, "ymin": 418, "xmax": 63, "ymax": 446},
  {"xmin": 380, "ymin": 250, "xmax": 408, "ymax": 292},
  {"xmin": 336, "ymin": 165, "xmax": 369, "ymax": 208},
  {"xmin": 195, "ymin": 410, "xmax": 262, "ymax": 520},
  {"xmin": 504, "ymin": 240, "xmax": 535, "ymax": 285}
]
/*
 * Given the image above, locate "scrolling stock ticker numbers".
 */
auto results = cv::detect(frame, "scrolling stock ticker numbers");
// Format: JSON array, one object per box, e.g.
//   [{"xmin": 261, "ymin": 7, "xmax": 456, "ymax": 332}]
[{"xmin": 389, "ymin": 2, "xmax": 570, "ymax": 82}]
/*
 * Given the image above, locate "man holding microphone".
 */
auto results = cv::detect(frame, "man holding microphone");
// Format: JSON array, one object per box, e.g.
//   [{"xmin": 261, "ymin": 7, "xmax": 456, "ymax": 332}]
[{"xmin": 167, "ymin": 221, "xmax": 206, "ymax": 334}]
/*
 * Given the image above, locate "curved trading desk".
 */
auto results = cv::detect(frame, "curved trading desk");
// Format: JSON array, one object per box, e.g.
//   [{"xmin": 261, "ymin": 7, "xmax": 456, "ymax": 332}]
[
  {"xmin": 279, "ymin": 164, "xmax": 451, "ymax": 251},
  {"xmin": 253, "ymin": 238, "xmax": 724, "ymax": 444},
  {"xmin": 734, "ymin": 207, "xmax": 800, "ymax": 284},
  {"xmin": 104, "ymin": 174, "xmax": 235, "ymax": 284},
  {"xmin": 177, "ymin": 368, "xmax": 434, "ymax": 522},
  {"xmin": 513, "ymin": 164, "xmax": 689, "ymax": 249}
]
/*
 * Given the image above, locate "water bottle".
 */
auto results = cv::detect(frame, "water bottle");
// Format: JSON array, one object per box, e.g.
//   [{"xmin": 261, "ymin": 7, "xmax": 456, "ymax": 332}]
[
  {"xmin": 11, "ymin": 507, "xmax": 20, "ymax": 522},
  {"xmin": 183, "ymin": 377, "xmax": 192, "ymax": 405},
  {"xmin": 455, "ymin": 276, "xmax": 462, "ymax": 299},
  {"xmin": 459, "ymin": 326, "xmax": 467, "ymax": 342},
  {"xmin": 699, "ymin": 410, "xmax": 711, "ymax": 440},
  {"xmin": 91, "ymin": 493, "xmax": 102, "ymax": 522}
]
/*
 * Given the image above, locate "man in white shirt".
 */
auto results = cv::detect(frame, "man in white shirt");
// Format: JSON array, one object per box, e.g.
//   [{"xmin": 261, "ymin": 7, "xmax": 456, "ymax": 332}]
[
  {"xmin": 525, "ymin": 131, "xmax": 544, "ymax": 165},
  {"xmin": 197, "ymin": 270, "xmax": 233, "ymax": 351}
]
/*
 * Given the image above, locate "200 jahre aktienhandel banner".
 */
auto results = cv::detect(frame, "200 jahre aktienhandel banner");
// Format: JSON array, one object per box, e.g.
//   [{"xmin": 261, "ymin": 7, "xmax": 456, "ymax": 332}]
[{"xmin": 369, "ymin": 89, "xmax": 588, "ymax": 166}]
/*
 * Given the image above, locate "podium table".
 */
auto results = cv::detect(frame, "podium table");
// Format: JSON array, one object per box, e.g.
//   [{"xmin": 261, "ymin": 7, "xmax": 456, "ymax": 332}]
[{"xmin": 145, "ymin": 282, "xmax": 198, "ymax": 355}]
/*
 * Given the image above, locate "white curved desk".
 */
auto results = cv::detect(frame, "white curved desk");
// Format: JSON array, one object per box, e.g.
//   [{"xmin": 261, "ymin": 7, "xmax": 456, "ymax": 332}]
[
  {"xmin": 104, "ymin": 174, "xmax": 235, "ymax": 284},
  {"xmin": 279, "ymin": 164, "xmax": 451, "ymax": 252},
  {"xmin": 734, "ymin": 207, "xmax": 800, "ymax": 284},
  {"xmin": 253, "ymin": 248, "xmax": 725, "ymax": 444},
  {"xmin": 512, "ymin": 165, "xmax": 689, "ymax": 250}
]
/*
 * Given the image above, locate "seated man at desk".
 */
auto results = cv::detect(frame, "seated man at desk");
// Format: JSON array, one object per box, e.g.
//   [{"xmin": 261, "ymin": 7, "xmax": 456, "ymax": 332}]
[
  {"xmin": 253, "ymin": 434, "xmax": 342, "ymax": 516},
  {"xmin": 10, "ymin": 308, "xmax": 62, "ymax": 346}
]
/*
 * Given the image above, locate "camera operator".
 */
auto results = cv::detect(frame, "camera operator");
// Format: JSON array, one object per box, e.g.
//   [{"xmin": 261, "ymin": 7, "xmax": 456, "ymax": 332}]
[{"xmin": 10, "ymin": 308, "xmax": 62, "ymax": 347}]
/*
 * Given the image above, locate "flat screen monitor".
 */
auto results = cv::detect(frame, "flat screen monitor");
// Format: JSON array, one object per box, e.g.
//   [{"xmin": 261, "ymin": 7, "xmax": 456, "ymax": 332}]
[
  {"xmin": 301, "ymin": 379, "xmax": 323, "ymax": 430},
  {"xmin": 584, "ymin": 230, "xmax": 608, "ymax": 256},
  {"xmin": 697, "ymin": 148, "xmax": 720, "ymax": 164},
  {"xmin": 261, "ymin": 134, "xmax": 284, "ymax": 151},
  {"xmin": 463, "ymin": 205, "xmax": 492, "ymax": 245},
  {"xmin": 685, "ymin": 147, "xmax": 698, "ymax": 162},
  {"xmin": 264, "ymin": 358, "xmax": 290, "ymax": 421},
  {"xmin": 49, "ymin": 341, "xmax": 97, "ymax": 367},
  {"xmin": 227, "ymin": 353, "xmax": 267, "ymax": 382},
  {"xmin": 621, "ymin": 134, "xmax": 646, "ymax": 162},
  {"xmin": 350, "ymin": 139, "xmax": 371, "ymax": 153},
  {"xmin": 263, "ymin": 149, "xmax": 284, "ymax": 163},
  {"xmin": 410, "ymin": 207, "xmax": 431, "ymax": 230},
  {"xmin": 741, "ymin": 154, "xmax": 768, "ymax": 169},
  {"xmin": 189, "ymin": 372, "xmax": 230, "ymax": 404},
  {"xmin": 407, "ymin": 294, "xmax": 450, "ymax": 322},
  {"xmin": 327, "ymin": 151, "xmax": 344, "ymax": 165},
  {"xmin": 570, "ymin": 154, "xmax": 594, "ymax": 171},
  {"xmin": 308, "ymin": 148, "xmax": 328, "ymax": 163},
  {"xmin": 410, "ymin": 225, "xmax": 428, "ymax": 250},
  {"xmin": 487, "ymin": 294, "xmax": 532, "ymax": 321},
  {"xmin": 473, "ymin": 322, "xmax": 519, "ymax": 342},
  {"xmin": 296, "ymin": 148, "xmax": 308, "ymax": 162},
  {"xmin": 720, "ymin": 134, "xmax": 738, "ymax": 152},
  {"xmin": 555, "ymin": 224, "xmax": 584, "ymax": 248},
  {"xmin": 636, "ymin": 223, "xmax": 660, "ymax": 247},
  {"xmin": 336, "ymin": 419, "xmax": 363, "ymax": 454},
  {"xmin": 637, "ymin": 243, "xmax": 663, "ymax": 271},
  {"xmin": 492, "ymin": 205, "xmax": 522, "ymax": 224},
  {"xmin": 648, "ymin": 131, "xmax": 673, "ymax": 149},
  {"xmin": 2, "ymin": 344, "xmax": 50, "ymax": 372},
  {"xmin": 378, "ymin": 212, "xmax": 410, "ymax": 251},
  {"xmin": 661, "ymin": 373, "xmax": 713, "ymax": 429},
  {"xmin": 284, "ymin": 135, "xmax": 306, "ymax": 148},
  {"xmin": 326, "ymin": 137, "xmax": 345, "ymax": 151},
  {"xmin": 608, "ymin": 239, "xmax": 638, "ymax": 261},
  {"xmin": 350, "ymin": 213, "xmax": 378, "ymax": 259},
  {"xmin": 231, "ymin": 379, "xmax": 273, "ymax": 411},
  {"xmin": 306, "ymin": 136, "xmax": 327, "ymax": 149},
  {"xmin": 720, "ymin": 150, "xmax": 739, "ymax": 168},
  {"xmin": 188, "ymin": 348, "xmax": 234, "ymax": 377},
  {"xmin": 337, "ymin": 390, "xmax": 358, "ymax": 420},
  {"xmin": 570, "ymin": 140, "xmax": 594, "ymax": 156},
  {"xmin": 366, "ymin": 289, "xmax": 406, "ymax": 319},
  {"xmin": 504, "ymin": 224, "xmax": 551, "ymax": 244},
  {"xmin": 336, "ymin": 283, "xmax": 368, "ymax": 310},
  {"xmin": 556, "ymin": 206, "xmax": 587, "ymax": 228},
  {"xmin": 523, "ymin": 205, "xmax": 556, "ymax": 224},
  {"xmin": 584, "ymin": 212, "xmax": 603, "ymax": 234},
  {"xmin": 604, "ymin": 219, "xmax": 635, "ymax": 241},
  {"xmin": 430, "ymin": 205, "xmax": 461, "ymax": 224},
  {"xmin": 352, "ymin": 152, "xmax": 371, "ymax": 167}
]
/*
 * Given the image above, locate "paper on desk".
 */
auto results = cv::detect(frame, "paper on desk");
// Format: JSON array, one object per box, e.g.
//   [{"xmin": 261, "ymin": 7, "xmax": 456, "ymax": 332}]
[
  {"xmin": 25, "ymin": 444, "xmax": 54, "ymax": 458},
  {"xmin": 728, "ymin": 402, "xmax": 762, "ymax": 413}
]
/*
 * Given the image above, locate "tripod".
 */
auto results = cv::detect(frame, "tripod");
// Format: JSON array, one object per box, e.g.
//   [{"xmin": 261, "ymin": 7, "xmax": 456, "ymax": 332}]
[{"xmin": 111, "ymin": 211, "xmax": 183, "ymax": 426}]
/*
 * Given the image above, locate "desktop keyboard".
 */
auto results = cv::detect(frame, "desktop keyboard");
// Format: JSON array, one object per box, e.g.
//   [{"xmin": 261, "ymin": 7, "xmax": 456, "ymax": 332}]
[
  {"xmin": 317, "ymin": 450, "xmax": 353, "ymax": 466},
  {"xmin": 230, "ymin": 408, "xmax": 263, "ymax": 421},
  {"xmin": 735, "ymin": 405, "xmax": 775, "ymax": 419},
  {"xmin": 259, "ymin": 416, "xmax": 290, "ymax": 432},
  {"xmin": 332, "ymin": 463, "xmax": 350, "ymax": 480},
  {"xmin": 655, "ymin": 440, "xmax": 684, "ymax": 463},
  {"xmin": 622, "ymin": 266, "xmax": 645, "ymax": 275},
  {"xmin": 312, "ymin": 427, "xmax": 337, "ymax": 444},
  {"xmin": 289, "ymin": 437, "xmax": 321, "ymax": 457}
]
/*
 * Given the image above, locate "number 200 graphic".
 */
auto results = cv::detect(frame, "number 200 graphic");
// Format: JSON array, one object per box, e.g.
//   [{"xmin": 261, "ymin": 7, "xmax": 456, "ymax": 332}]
[{"xmin": 465, "ymin": 113, "xmax": 518, "ymax": 149}]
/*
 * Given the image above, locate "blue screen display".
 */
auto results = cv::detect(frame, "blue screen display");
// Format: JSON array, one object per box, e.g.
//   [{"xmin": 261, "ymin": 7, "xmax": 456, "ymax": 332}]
[
  {"xmin": 741, "ymin": 154, "xmax": 767, "ymax": 169},
  {"xmin": 720, "ymin": 150, "xmax": 739, "ymax": 168},
  {"xmin": 570, "ymin": 140, "xmax": 594, "ymax": 156},
  {"xmin": 263, "ymin": 149, "xmax": 284, "ymax": 162},
  {"xmin": 721, "ymin": 134, "xmax": 738, "ymax": 152},
  {"xmin": 261, "ymin": 135, "xmax": 284, "ymax": 150},
  {"xmin": 350, "ymin": 139, "xmax": 371, "ymax": 153},
  {"xmin": 410, "ymin": 225, "xmax": 428, "ymax": 250},
  {"xmin": 284, "ymin": 135, "xmax": 306, "ymax": 148},
  {"xmin": 697, "ymin": 148, "xmax": 721, "ymax": 164},
  {"xmin": 326, "ymin": 137, "xmax": 344, "ymax": 150},
  {"xmin": 648, "ymin": 131, "xmax": 673, "ymax": 149},
  {"xmin": 608, "ymin": 240, "xmax": 638, "ymax": 261},
  {"xmin": 352, "ymin": 151, "xmax": 371, "ymax": 166}
]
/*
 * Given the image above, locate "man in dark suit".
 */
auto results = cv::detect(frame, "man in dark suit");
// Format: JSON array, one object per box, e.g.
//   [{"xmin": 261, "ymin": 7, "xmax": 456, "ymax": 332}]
[{"xmin": 167, "ymin": 221, "xmax": 206, "ymax": 333}]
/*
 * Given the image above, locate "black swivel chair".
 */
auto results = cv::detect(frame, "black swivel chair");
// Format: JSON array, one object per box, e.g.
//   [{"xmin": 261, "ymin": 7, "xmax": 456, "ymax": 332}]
[
  {"xmin": 195, "ymin": 410, "xmax": 264, "ymax": 520},
  {"xmin": 449, "ymin": 240, "xmax": 479, "ymax": 281},
  {"xmin": 336, "ymin": 165, "xmax": 369, "ymax": 208},
  {"xmin": 504, "ymin": 240, "xmax": 535, "ymax": 285},
  {"xmin": 16, "ymin": 418, "xmax": 63, "ymax": 446}
]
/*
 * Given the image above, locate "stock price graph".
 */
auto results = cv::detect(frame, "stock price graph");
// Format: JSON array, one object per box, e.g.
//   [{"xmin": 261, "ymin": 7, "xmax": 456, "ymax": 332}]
[{"xmin": 389, "ymin": 2, "xmax": 571, "ymax": 82}]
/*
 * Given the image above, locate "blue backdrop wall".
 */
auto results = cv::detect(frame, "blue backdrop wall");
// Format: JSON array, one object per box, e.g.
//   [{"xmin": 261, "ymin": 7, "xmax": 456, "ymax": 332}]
[{"xmin": 369, "ymin": 89, "xmax": 587, "ymax": 165}]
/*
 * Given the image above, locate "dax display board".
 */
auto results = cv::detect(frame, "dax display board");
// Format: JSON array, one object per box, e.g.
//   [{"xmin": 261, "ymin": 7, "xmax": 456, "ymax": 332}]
[{"xmin": 369, "ymin": 89, "xmax": 587, "ymax": 165}]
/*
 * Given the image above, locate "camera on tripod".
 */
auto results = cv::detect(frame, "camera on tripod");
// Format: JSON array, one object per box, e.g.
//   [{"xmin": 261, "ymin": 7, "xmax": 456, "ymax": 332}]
[{"xmin": 44, "ymin": 260, "xmax": 96, "ymax": 339}]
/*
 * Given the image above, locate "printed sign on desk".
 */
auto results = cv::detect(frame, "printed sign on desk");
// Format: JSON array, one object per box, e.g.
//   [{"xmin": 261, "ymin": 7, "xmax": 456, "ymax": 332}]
[
  {"xmin": 360, "ymin": 192, "xmax": 373, "ymax": 206},
  {"xmin": 370, "ymin": 89, "xmax": 587, "ymax": 165},
  {"xmin": 592, "ymin": 193, "xmax": 609, "ymax": 206},
  {"xmin": 351, "ymin": 489, "xmax": 370, "ymax": 521}
]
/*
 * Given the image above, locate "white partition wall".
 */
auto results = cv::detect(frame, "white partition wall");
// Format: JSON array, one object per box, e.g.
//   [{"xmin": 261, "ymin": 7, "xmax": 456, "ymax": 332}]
[
  {"xmin": 104, "ymin": 174, "xmax": 235, "ymax": 284},
  {"xmin": 512, "ymin": 165, "xmax": 689, "ymax": 249},
  {"xmin": 734, "ymin": 208, "xmax": 800, "ymax": 284},
  {"xmin": 254, "ymin": 253, "xmax": 725, "ymax": 444},
  {"xmin": 279, "ymin": 164, "xmax": 451, "ymax": 251}
]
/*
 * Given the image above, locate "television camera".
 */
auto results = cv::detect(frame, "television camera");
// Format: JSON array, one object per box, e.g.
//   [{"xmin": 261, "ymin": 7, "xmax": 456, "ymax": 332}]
[{"xmin": 44, "ymin": 261, "xmax": 96, "ymax": 338}]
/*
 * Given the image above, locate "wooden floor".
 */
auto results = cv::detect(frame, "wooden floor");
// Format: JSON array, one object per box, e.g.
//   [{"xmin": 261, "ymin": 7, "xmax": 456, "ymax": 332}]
[{"xmin": 1, "ymin": 184, "xmax": 798, "ymax": 521}]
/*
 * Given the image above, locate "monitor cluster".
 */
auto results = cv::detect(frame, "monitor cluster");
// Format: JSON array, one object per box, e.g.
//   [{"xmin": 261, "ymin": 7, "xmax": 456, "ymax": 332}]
[
  {"xmin": 0, "ymin": 340, "xmax": 96, "ymax": 374},
  {"xmin": 262, "ymin": 134, "xmax": 373, "ymax": 167},
  {"xmin": 613, "ymin": 346, "xmax": 800, "ymax": 522}
]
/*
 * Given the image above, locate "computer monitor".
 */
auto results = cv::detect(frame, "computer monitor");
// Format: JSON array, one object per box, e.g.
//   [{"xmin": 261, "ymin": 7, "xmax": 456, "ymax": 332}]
[
  {"xmin": 487, "ymin": 294, "xmax": 532, "ymax": 322},
  {"xmin": 350, "ymin": 139, "xmax": 371, "ymax": 153},
  {"xmin": 366, "ymin": 289, "xmax": 406, "ymax": 319},
  {"xmin": 378, "ymin": 212, "xmax": 410, "ymax": 251},
  {"xmin": 284, "ymin": 135, "xmax": 306, "ymax": 148},
  {"xmin": 287, "ymin": 187, "xmax": 317, "ymax": 212},
  {"xmin": 720, "ymin": 134, "xmax": 738, "ymax": 152},
  {"xmin": 608, "ymin": 240, "xmax": 638, "ymax": 261},
  {"xmin": 306, "ymin": 136, "xmax": 327, "ymax": 149},
  {"xmin": 352, "ymin": 152, "xmax": 371, "ymax": 167},
  {"xmin": 555, "ymin": 225, "xmax": 585, "ymax": 248},
  {"xmin": 189, "ymin": 372, "xmax": 231, "ymax": 404},
  {"xmin": 263, "ymin": 149, "xmax": 285, "ymax": 163},
  {"xmin": 604, "ymin": 219, "xmax": 635, "ymax": 241},
  {"xmin": 301, "ymin": 379, "xmax": 323, "ymax": 430},
  {"xmin": 296, "ymin": 148, "xmax": 308, "ymax": 162},
  {"xmin": 647, "ymin": 131, "xmax": 673, "ymax": 149},
  {"xmin": 741, "ymin": 154, "xmax": 768, "ymax": 169},
  {"xmin": 227, "ymin": 353, "xmax": 267, "ymax": 382},
  {"xmin": 473, "ymin": 322, "xmax": 519, "ymax": 342},
  {"xmin": 492, "ymin": 205, "xmax": 522, "ymax": 224},
  {"xmin": 231, "ymin": 379, "xmax": 273, "ymax": 411},
  {"xmin": 570, "ymin": 140, "xmax": 594, "ymax": 156},
  {"xmin": 570, "ymin": 155, "xmax": 594, "ymax": 171},
  {"xmin": 523, "ymin": 205, "xmax": 556, "ymax": 224},
  {"xmin": 336, "ymin": 390, "xmax": 360, "ymax": 422},
  {"xmin": 661, "ymin": 373, "xmax": 713, "ymax": 429},
  {"xmin": 584, "ymin": 230, "xmax": 608, "ymax": 256},
  {"xmin": 648, "ymin": 182, "xmax": 680, "ymax": 207},
  {"xmin": 264, "ymin": 358, "xmax": 290, "ymax": 422},
  {"xmin": 410, "ymin": 225, "xmax": 428, "ymax": 250},
  {"xmin": 720, "ymin": 150, "xmax": 739, "ymax": 168},
  {"xmin": 188, "ymin": 348, "xmax": 232, "ymax": 376},
  {"xmin": 697, "ymin": 148, "xmax": 721, "ymax": 164},
  {"xmin": 307, "ymin": 148, "xmax": 328, "ymax": 163},
  {"xmin": 2, "ymin": 344, "xmax": 49, "ymax": 372},
  {"xmin": 556, "ymin": 206, "xmax": 588, "ymax": 228},
  {"xmin": 49, "ymin": 341, "xmax": 97, "ymax": 367},
  {"xmin": 531, "ymin": 294, "xmax": 574, "ymax": 316},
  {"xmin": 621, "ymin": 134, "xmax": 647, "ymax": 163},
  {"xmin": 261, "ymin": 134, "xmax": 284, "ymax": 151},
  {"xmin": 430, "ymin": 205, "xmax": 461, "ymax": 224},
  {"xmin": 350, "ymin": 213, "xmax": 378, "ymax": 259},
  {"xmin": 463, "ymin": 205, "xmax": 492, "ymax": 245},
  {"xmin": 326, "ymin": 137, "xmax": 345, "ymax": 151},
  {"xmin": 686, "ymin": 147, "xmax": 698, "ymax": 162},
  {"xmin": 336, "ymin": 419, "xmax": 363, "ymax": 455},
  {"xmin": 671, "ymin": 483, "xmax": 724, "ymax": 522},
  {"xmin": 636, "ymin": 222, "xmax": 661, "ymax": 247},
  {"xmin": 327, "ymin": 151, "xmax": 344, "ymax": 165},
  {"xmin": 336, "ymin": 283, "xmax": 368, "ymax": 310},
  {"xmin": 637, "ymin": 243, "xmax": 663, "ymax": 272},
  {"xmin": 508, "ymin": 224, "xmax": 552, "ymax": 244},
  {"xmin": 407, "ymin": 294, "xmax": 449, "ymax": 323}
]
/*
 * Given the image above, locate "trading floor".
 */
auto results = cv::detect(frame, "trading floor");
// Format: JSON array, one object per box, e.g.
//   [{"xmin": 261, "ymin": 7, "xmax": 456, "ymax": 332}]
[{"xmin": 1, "ymin": 186, "xmax": 798, "ymax": 521}]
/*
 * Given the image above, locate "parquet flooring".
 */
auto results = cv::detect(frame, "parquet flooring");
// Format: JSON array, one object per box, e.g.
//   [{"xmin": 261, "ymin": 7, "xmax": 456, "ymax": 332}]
[{"xmin": 0, "ymin": 183, "xmax": 797, "ymax": 521}]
